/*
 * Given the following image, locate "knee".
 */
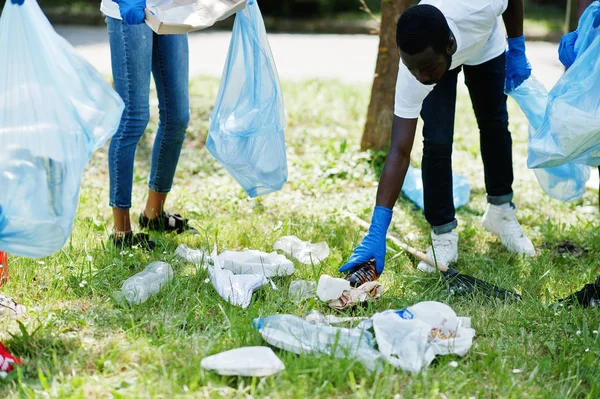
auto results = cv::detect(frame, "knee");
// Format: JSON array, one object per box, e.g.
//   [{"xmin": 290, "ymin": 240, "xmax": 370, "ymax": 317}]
[
  {"xmin": 120, "ymin": 103, "xmax": 150, "ymax": 135},
  {"xmin": 423, "ymin": 134, "xmax": 453, "ymax": 158},
  {"xmin": 161, "ymin": 107, "xmax": 189, "ymax": 139}
]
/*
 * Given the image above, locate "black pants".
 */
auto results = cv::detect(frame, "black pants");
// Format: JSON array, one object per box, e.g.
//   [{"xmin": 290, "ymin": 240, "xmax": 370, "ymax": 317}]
[{"xmin": 420, "ymin": 53, "xmax": 514, "ymax": 234}]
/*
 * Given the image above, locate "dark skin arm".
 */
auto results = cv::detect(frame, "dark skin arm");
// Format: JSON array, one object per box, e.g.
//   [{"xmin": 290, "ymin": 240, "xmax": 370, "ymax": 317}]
[
  {"xmin": 502, "ymin": 0, "xmax": 524, "ymax": 38},
  {"xmin": 375, "ymin": 116, "xmax": 418, "ymax": 208}
]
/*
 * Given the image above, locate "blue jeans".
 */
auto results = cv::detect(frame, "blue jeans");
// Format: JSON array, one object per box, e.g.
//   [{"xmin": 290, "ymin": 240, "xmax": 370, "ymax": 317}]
[
  {"xmin": 420, "ymin": 53, "xmax": 514, "ymax": 234},
  {"xmin": 106, "ymin": 17, "xmax": 190, "ymax": 210}
]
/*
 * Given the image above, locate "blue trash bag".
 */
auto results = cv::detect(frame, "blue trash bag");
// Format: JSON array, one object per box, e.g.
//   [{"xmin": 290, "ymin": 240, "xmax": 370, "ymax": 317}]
[
  {"xmin": 401, "ymin": 166, "xmax": 470, "ymax": 211},
  {"xmin": 507, "ymin": 76, "xmax": 590, "ymax": 202},
  {"xmin": 0, "ymin": 0, "xmax": 124, "ymax": 257},
  {"xmin": 527, "ymin": 2, "xmax": 600, "ymax": 169},
  {"xmin": 207, "ymin": 0, "xmax": 287, "ymax": 198}
]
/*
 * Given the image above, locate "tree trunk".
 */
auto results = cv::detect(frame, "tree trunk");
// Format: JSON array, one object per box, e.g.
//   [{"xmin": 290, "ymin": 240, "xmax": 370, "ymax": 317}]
[{"xmin": 360, "ymin": 0, "xmax": 410, "ymax": 151}]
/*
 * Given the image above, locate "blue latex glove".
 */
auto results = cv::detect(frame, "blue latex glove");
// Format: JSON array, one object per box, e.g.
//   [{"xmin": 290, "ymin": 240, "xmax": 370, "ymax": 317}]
[
  {"xmin": 595, "ymin": 5, "xmax": 600, "ymax": 29},
  {"xmin": 113, "ymin": 0, "xmax": 146, "ymax": 25},
  {"xmin": 10, "ymin": 0, "xmax": 24, "ymax": 5},
  {"xmin": 339, "ymin": 206, "xmax": 393, "ymax": 275},
  {"xmin": 505, "ymin": 35, "xmax": 532, "ymax": 91},
  {"xmin": 558, "ymin": 31, "xmax": 578, "ymax": 68}
]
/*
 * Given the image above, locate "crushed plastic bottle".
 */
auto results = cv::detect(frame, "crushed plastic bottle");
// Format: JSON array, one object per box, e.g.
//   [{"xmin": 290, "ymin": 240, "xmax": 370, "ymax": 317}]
[
  {"xmin": 274, "ymin": 236, "xmax": 330, "ymax": 265},
  {"xmin": 175, "ymin": 244, "xmax": 210, "ymax": 266},
  {"xmin": 401, "ymin": 166, "xmax": 470, "ymax": 211},
  {"xmin": 253, "ymin": 314, "xmax": 383, "ymax": 371},
  {"xmin": 121, "ymin": 261, "xmax": 173, "ymax": 305},
  {"xmin": 289, "ymin": 280, "xmax": 317, "ymax": 302}
]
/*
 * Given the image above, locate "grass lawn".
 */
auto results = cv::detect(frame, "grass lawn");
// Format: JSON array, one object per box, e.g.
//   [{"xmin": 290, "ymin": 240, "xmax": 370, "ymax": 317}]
[{"xmin": 1, "ymin": 76, "xmax": 599, "ymax": 398}]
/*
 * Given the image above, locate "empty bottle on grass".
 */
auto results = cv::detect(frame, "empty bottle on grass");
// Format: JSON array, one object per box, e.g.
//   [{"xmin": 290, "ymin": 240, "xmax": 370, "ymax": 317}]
[
  {"xmin": 253, "ymin": 314, "xmax": 383, "ymax": 371},
  {"xmin": 121, "ymin": 261, "xmax": 173, "ymax": 305}
]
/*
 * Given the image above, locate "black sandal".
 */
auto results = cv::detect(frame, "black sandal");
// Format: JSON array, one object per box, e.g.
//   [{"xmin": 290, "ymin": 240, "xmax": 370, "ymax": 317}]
[
  {"xmin": 111, "ymin": 232, "xmax": 156, "ymax": 250},
  {"xmin": 138, "ymin": 211, "xmax": 193, "ymax": 234}
]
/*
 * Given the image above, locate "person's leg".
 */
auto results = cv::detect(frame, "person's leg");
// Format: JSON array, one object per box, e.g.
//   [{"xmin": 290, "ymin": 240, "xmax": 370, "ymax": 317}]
[
  {"xmin": 463, "ymin": 54, "xmax": 514, "ymax": 205},
  {"xmin": 138, "ymin": 32, "xmax": 190, "ymax": 232},
  {"xmin": 464, "ymin": 54, "xmax": 534, "ymax": 256},
  {"xmin": 421, "ymin": 66, "xmax": 461, "ymax": 233},
  {"xmin": 417, "ymin": 66, "xmax": 461, "ymax": 272},
  {"xmin": 106, "ymin": 17, "xmax": 155, "ymax": 247}
]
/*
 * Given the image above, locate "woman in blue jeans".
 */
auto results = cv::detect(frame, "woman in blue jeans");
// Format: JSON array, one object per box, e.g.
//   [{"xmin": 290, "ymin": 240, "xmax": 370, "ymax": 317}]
[{"xmin": 101, "ymin": 0, "xmax": 192, "ymax": 248}]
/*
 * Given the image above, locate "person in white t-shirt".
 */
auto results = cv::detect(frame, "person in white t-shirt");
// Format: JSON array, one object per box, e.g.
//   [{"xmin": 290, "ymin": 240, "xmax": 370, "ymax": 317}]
[
  {"xmin": 100, "ymin": 0, "xmax": 195, "ymax": 250},
  {"xmin": 341, "ymin": 0, "xmax": 536, "ymax": 277}
]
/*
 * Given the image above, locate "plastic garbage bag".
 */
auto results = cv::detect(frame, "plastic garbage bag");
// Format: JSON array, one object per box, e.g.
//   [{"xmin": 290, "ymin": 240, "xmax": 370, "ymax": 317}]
[
  {"xmin": 206, "ymin": 0, "xmax": 287, "ymax": 198},
  {"xmin": 201, "ymin": 346, "xmax": 285, "ymax": 376},
  {"xmin": 526, "ymin": 3, "xmax": 600, "ymax": 168},
  {"xmin": 208, "ymin": 247, "xmax": 269, "ymax": 308},
  {"xmin": 401, "ymin": 166, "xmax": 470, "ymax": 211},
  {"xmin": 218, "ymin": 249, "xmax": 294, "ymax": 277},
  {"xmin": 253, "ymin": 314, "xmax": 383, "ymax": 371},
  {"xmin": 0, "ymin": 0, "xmax": 124, "ymax": 257},
  {"xmin": 372, "ymin": 301, "xmax": 475, "ymax": 374},
  {"xmin": 274, "ymin": 236, "xmax": 330, "ymax": 265},
  {"xmin": 507, "ymin": 76, "xmax": 590, "ymax": 201}
]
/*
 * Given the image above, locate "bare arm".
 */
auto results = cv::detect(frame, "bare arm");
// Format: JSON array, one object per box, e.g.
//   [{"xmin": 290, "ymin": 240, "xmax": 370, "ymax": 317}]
[
  {"xmin": 375, "ymin": 116, "xmax": 418, "ymax": 208},
  {"xmin": 502, "ymin": 0, "xmax": 524, "ymax": 38}
]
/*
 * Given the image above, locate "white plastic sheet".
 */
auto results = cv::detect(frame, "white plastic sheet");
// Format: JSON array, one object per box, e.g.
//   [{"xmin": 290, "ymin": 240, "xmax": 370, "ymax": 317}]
[{"xmin": 201, "ymin": 346, "xmax": 285, "ymax": 376}]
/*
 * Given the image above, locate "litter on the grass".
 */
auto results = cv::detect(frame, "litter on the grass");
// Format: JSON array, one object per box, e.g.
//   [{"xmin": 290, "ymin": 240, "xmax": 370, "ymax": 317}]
[
  {"xmin": 200, "ymin": 346, "xmax": 285, "ymax": 377},
  {"xmin": 274, "ymin": 236, "xmax": 330, "ymax": 265},
  {"xmin": 289, "ymin": 280, "xmax": 317, "ymax": 302},
  {"xmin": 316, "ymin": 275, "xmax": 350, "ymax": 302},
  {"xmin": 218, "ymin": 249, "xmax": 293, "ymax": 277},
  {"xmin": 208, "ymin": 247, "xmax": 269, "ymax": 308},
  {"xmin": 327, "ymin": 281, "xmax": 384, "ymax": 310}
]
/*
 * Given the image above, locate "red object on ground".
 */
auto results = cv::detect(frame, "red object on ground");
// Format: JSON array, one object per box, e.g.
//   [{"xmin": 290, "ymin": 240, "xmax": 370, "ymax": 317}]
[
  {"xmin": 0, "ymin": 252, "xmax": 8, "ymax": 286},
  {"xmin": 0, "ymin": 342, "xmax": 22, "ymax": 377}
]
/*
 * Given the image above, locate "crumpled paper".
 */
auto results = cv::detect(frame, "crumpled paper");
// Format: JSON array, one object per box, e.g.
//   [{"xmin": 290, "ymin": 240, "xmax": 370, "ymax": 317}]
[{"xmin": 327, "ymin": 281, "xmax": 384, "ymax": 310}]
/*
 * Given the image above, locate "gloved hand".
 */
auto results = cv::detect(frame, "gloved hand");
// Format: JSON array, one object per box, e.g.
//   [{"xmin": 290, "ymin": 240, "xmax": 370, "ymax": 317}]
[
  {"xmin": 10, "ymin": 0, "xmax": 24, "ymax": 5},
  {"xmin": 339, "ymin": 206, "xmax": 392, "ymax": 275},
  {"xmin": 558, "ymin": 30, "xmax": 578, "ymax": 68},
  {"xmin": 113, "ymin": 0, "xmax": 146, "ymax": 25},
  {"xmin": 594, "ymin": 5, "xmax": 600, "ymax": 29},
  {"xmin": 505, "ymin": 35, "xmax": 532, "ymax": 91}
]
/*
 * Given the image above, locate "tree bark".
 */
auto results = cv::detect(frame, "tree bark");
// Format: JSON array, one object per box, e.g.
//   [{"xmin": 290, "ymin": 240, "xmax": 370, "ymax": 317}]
[{"xmin": 360, "ymin": 0, "xmax": 410, "ymax": 151}]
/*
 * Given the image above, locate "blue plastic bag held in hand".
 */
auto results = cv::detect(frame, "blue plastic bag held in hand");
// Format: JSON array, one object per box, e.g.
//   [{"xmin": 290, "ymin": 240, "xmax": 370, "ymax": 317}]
[
  {"xmin": 0, "ymin": 0, "xmax": 124, "ymax": 257},
  {"xmin": 527, "ymin": 3, "xmax": 600, "ymax": 169},
  {"xmin": 401, "ymin": 166, "xmax": 470, "ymax": 211},
  {"xmin": 207, "ymin": 0, "xmax": 287, "ymax": 198},
  {"xmin": 507, "ymin": 76, "xmax": 589, "ymax": 201}
]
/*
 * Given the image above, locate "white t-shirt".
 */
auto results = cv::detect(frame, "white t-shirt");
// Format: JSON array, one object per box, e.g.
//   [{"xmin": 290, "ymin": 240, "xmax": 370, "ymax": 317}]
[{"xmin": 394, "ymin": 0, "xmax": 509, "ymax": 119}]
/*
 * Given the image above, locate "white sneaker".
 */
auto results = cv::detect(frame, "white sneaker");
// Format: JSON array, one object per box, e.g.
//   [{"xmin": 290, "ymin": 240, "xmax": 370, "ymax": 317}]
[
  {"xmin": 481, "ymin": 203, "xmax": 535, "ymax": 257},
  {"xmin": 417, "ymin": 231, "xmax": 459, "ymax": 273}
]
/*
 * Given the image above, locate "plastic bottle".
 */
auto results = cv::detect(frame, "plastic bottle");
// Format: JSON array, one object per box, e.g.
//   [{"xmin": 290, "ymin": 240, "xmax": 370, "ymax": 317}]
[
  {"xmin": 121, "ymin": 261, "xmax": 173, "ymax": 304},
  {"xmin": 344, "ymin": 260, "xmax": 377, "ymax": 287},
  {"xmin": 289, "ymin": 280, "xmax": 317, "ymax": 301},
  {"xmin": 253, "ymin": 314, "xmax": 383, "ymax": 371}
]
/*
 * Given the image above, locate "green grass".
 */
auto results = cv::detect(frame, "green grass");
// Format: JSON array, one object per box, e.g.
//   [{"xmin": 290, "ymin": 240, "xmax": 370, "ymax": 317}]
[{"xmin": 1, "ymin": 76, "xmax": 599, "ymax": 398}]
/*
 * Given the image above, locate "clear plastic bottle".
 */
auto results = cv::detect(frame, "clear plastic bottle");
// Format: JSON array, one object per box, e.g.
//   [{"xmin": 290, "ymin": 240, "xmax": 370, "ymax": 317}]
[
  {"xmin": 121, "ymin": 261, "xmax": 173, "ymax": 304},
  {"xmin": 253, "ymin": 314, "xmax": 383, "ymax": 371}
]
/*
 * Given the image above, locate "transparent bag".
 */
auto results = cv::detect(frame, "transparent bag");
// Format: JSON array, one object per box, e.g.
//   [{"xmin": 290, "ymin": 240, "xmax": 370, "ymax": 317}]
[
  {"xmin": 507, "ymin": 76, "xmax": 590, "ymax": 202},
  {"xmin": 206, "ymin": 0, "xmax": 287, "ymax": 198},
  {"xmin": 0, "ymin": 0, "xmax": 124, "ymax": 257},
  {"xmin": 527, "ymin": 3, "xmax": 600, "ymax": 168}
]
